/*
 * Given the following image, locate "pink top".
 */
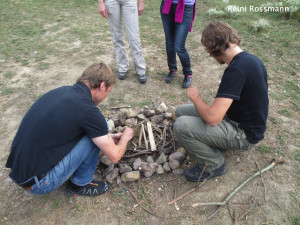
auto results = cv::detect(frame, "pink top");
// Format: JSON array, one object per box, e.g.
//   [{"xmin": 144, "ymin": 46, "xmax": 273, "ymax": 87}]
[{"xmin": 162, "ymin": 0, "xmax": 196, "ymax": 32}]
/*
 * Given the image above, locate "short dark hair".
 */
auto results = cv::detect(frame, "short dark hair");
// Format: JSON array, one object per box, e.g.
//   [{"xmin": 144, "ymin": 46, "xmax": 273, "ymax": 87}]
[
  {"xmin": 76, "ymin": 62, "xmax": 116, "ymax": 89},
  {"xmin": 201, "ymin": 21, "xmax": 241, "ymax": 57}
]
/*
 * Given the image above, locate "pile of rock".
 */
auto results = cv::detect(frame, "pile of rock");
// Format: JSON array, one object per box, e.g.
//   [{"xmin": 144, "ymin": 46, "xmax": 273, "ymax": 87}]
[
  {"xmin": 99, "ymin": 147, "xmax": 187, "ymax": 184},
  {"xmin": 98, "ymin": 102, "xmax": 189, "ymax": 184}
]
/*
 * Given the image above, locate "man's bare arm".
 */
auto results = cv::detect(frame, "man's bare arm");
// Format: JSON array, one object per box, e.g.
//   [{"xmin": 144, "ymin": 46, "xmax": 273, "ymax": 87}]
[
  {"xmin": 92, "ymin": 127, "xmax": 133, "ymax": 163},
  {"xmin": 187, "ymin": 87, "xmax": 233, "ymax": 126}
]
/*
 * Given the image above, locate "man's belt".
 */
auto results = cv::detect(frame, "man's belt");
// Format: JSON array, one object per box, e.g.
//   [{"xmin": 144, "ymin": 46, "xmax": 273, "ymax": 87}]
[{"xmin": 18, "ymin": 173, "xmax": 46, "ymax": 189}]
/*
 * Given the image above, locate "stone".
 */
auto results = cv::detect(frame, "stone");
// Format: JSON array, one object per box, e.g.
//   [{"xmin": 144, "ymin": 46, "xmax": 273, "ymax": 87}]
[
  {"xmin": 156, "ymin": 165, "xmax": 165, "ymax": 175},
  {"xmin": 107, "ymin": 119, "xmax": 115, "ymax": 133},
  {"xmin": 139, "ymin": 163, "xmax": 158, "ymax": 177},
  {"xmin": 104, "ymin": 163, "xmax": 114, "ymax": 176},
  {"xmin": 146, "ymin": 156, "xmax": 154, "ymax": 163},
  {"xmin": 169, "ymin": 159, "xmax": 180, "ymax": 170},
  {"xmin": 124, "ymin": 118, "xmax": 138, "ymax": 126},
  {"xmin": 144, "ymin": 109, "xmax": 155, "ymax": 117},
  {"xmin": 119, "ymin": 163, "xmax": 133, "ymax": 173},
  {"xmin": 106, "ymin": 168, "xmax": 119, "ymax": 183},
  {"xmin": 172, "ymin": 168, "xmax": 184, "ymax": 176},
  {"xmin": 133, "ymin": 158, "xmax": 143, "ymax": 170},
  {"xmin": 111, "ymin": 111, "xmax": 126, "ymax": 126},
  {"xmin": 164, "ymin": 112, "xmax": 173, "ymax": 119},
  {"xmin": 156, "ymin": 102, "xmax": 168, "ymax": 113},
  {"xmin": 176, "ymin": 147, "xmax": 187, "ymax": 155},
  {"xmin": 155, "ymin": 153, "xmax": 167, "ymax": 165},
  {"xmin": 169, "ymin": 152, "xmax": 186, "ymax": 163},
  {"xmin": 124, "ymin": 108, "xmax": 140, "ymax": 118},
  {"xmin": 137, "ymin": 114, "xmax": 146, "ymax": 120},
  {"xmin": 151, "ymin": 114, "xmax": 165, "ymax": 124},
  {"xmin": 115, "ymin": 126, "xmax": 125, "ymax": 133},
  {"xmin": 163, "ymin": 162, "xmax": 171, "ymax": 172},
  {"xmin": 117, "ymin": 176, "xmax": 123, "ymax": 186},
  {"xmin": 121, "ymin": 171, "xmax": 140, "ymax": 182},
  {"xmin": 99, "ymin": 155, "xmax": 113, "ymax": 166}
]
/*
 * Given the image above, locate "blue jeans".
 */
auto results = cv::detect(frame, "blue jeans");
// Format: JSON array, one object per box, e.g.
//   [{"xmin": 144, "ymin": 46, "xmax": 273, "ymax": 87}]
[
  {"xmin": 160, "ymin": 1, "xmax": 194, "ymax": 75},
  {"xmin": 18, "ymin": 136, "xmax": 100, "ymax": 195}
]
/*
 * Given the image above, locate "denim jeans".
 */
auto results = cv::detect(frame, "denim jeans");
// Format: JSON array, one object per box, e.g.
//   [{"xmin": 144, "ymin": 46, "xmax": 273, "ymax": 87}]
[
  {"xmin": 160, "ymin": 1, "xmax": 194, "ymax": 75},
  {"xmin": 18, "ymin": 136, "xmax": 100, "ymax": 195},
  {"xmin": 174, "ymin": 104, "xmax": 254, "ymax": 173}
]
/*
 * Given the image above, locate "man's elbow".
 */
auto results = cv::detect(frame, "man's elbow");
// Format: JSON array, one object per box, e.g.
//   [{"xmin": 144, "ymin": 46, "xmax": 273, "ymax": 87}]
[
  {"xmin": 206, "ymin": 117, "xmax": 222, "ymax": 127},
  {"xmin": 109, "ymin": 155, "xmax": 121, "ymax": 164}
]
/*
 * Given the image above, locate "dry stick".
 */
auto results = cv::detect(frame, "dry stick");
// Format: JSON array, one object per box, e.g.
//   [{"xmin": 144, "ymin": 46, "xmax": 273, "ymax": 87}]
[
  {"xmin": 196, "ymin": 164, "xmax": 207, "ymax": 188},
  {"xmin": 226, "ymin": 202, "xmax": 235, "ymax": 222},
  {"xmin": 123, "ymin": 151, "xmax": 153, "ymax": 158},
  {"xmin": 167, "ymin": 180, "xmax": 207, "ymax": 205},
  {"xmin": 192, "ymin": 158, "xmax": 285, "ymax": 221},
  {"xmin": 161, "ymin": 126, "xmax": 167, "ymax": 150},
  {"xmin": 141, "ymin": 124, "xmax": 149, "ymax": 150},
  {"xmin": 128, "ymin": 189, "xmax": 163, "ymax": 218},
  {"xmin": 138, "ymin": 127, "xmax": 143, "ymax": 147},
  {"xmin": 169, "ymin": 128, "xmax": 176, "ymax": 152},
  {"xmin": 238, "ymin": 181, "xmax": 260, "ymax": 221},
  {"xmin": 255, "ymin": 161, "xmax": 267, "ymax": 202},
  {"xmin": 108, "ymin": 106, "xmax": 131, "ymax": 109},
  {"xmin": 167, "ymin": 164, "xmax": 207, "ymax": 205},
  {"xmin": 147, "ymin": 121, "xmax": 157, "ymax": 151}
]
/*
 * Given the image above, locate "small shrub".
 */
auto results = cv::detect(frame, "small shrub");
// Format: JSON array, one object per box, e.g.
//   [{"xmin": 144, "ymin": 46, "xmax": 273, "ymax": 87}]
[
  {"xmin": 252, "ymin": 19, "xmax": 270, "ymax": 32},
  {"xmin": 258, "ymin": 145, "xmax": 271, "ymax": 154},
  {"xmin": 206, "ymin": 8, "xmax": 225, "ymax": 17},
  {"xmin": 222, "ymin": 0, "xmax": 229, "ymax": 5}
]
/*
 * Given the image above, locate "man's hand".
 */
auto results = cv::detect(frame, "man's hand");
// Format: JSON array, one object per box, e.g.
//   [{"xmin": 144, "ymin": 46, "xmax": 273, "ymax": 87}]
[
  {"xmin": 138, "ymin": 0, "xmax": 144, "ymax": 16},
  {"xmin": 121, "ymin": 127, "xmax": 134, "ymax": 141},
  {"xmin": 110, "ymin": 133, "xmax": 122, "ymax": 144},
  {"xmin": 187, "ymin": 87, "xmax": 201, "ymax": 103},
  {"xmin": 99, "ymin": 1, "xmax": 108, "ymax": 18}
]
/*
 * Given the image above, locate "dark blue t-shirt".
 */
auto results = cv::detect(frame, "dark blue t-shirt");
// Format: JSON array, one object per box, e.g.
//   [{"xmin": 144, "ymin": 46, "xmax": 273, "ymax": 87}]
[
  {"xmin": 216, "ymin": 51, "xmax": 269, "ymax": 144},
  {"xmin": 6, "ymin": 83, "xmax": 108, "ymax": 183}
]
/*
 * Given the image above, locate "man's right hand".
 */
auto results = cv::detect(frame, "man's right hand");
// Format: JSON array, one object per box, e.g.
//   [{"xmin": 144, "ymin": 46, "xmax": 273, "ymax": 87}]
[
  {"xmin": 122, "ymin": 127, "xmax": 134, "ymax": 142},
  {"xmin": 99, "ymin": 1, "xmax": 108, "ymax": 18}
]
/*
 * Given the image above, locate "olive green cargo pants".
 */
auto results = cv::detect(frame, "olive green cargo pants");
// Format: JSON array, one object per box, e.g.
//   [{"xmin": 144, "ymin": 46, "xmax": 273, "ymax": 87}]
[{"xmin": 173, "ymin": 104, "xmax": 254, "ymax": 174}]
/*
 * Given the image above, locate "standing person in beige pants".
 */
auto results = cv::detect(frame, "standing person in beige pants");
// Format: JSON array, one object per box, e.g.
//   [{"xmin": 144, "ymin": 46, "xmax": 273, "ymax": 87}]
[{"xmin": 99, "ymin": 0, "xmax": 147, "ymax": 84}]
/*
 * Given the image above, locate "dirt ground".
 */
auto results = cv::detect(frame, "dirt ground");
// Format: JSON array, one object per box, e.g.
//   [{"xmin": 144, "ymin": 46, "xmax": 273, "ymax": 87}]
[{"xmin": 0, "ymin": 26, "xmax": 299, "ymax": 224}]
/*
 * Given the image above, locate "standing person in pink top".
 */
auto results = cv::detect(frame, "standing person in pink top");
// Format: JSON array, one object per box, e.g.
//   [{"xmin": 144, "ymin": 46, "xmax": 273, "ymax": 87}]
[{"xmin": 161, "ymin": 0, "xmax": 196, "ymax": 88}]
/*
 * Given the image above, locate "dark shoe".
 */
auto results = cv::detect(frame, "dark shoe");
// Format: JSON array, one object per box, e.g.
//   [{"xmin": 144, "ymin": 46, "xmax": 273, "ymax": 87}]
[
  {"xmin": 165, "ymin": 71, "xmax": 177, "ymax": 83},
  {"xmin": 65, "ymin": 180, "xmax": 110, "ymax": 197},
  {"xmin": 182, "ymin": 75, "xmax": 192, "ymax": 88},
  {"xmin": 118, "ymin": 72, "xmax": 127, "ymax": 80},
  {"xmin": 185, "ymin": 162, "xmax": 226, "ymax": 182},
  {"xmin": 138, "ymin": 74, "xmax": 147, "ymax": 84}
]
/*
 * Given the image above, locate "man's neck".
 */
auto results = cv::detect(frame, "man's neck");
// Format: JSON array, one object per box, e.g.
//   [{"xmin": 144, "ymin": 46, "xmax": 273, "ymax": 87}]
[{"xmin": 223, "ymin": 44, "xmax": 243, "ymax": 65}]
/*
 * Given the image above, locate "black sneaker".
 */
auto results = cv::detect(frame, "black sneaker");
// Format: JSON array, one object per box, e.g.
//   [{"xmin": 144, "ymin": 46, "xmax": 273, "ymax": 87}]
[
  {"xmin": 118, "ymin": 72, "xmax": 127, "ymax": 80},
  {"xmin": 182, "ymin": 75, "xmax": 192, "ymax": 88},
  {"xmin": 185, "ymin": 162, "xmax": 226, "ymax": 182},
  {"xmin": 138, "ymin": 74, "xmax": 147, "ymax": 84},
  {"xmin": 165, "ymin": 71, "xmax": 177, "ymax": 83},
  {"xmin": 65, "ymin": 180, "xmax": 110, "ymax": 197}
]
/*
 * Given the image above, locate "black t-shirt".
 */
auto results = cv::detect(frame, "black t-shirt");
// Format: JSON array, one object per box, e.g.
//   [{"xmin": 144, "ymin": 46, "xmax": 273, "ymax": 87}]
[
  {"xmin": 216, "ymin": 51, "xmax": 269, "ymax": 144},
  {"xmin": 6, "ymin": 83, "xmax": 108, "ymax": 183}
]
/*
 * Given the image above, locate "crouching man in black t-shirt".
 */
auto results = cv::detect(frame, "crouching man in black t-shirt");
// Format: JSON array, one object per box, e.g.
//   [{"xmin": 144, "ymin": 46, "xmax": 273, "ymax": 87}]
[
  {"xmin": 6, "ymin": 62, "xmax": 134, "ymax": 197},
  {"xmin": 174, "ymin": 21, "xmax": 269, "ymax": 182}
]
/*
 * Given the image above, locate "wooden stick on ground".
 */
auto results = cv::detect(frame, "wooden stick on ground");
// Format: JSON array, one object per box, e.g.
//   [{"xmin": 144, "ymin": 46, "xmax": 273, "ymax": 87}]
[
  {"xmin": 146, "ymin": 121, "xmax": 156, "ymax": 151},
  {"xmin": 192, "ymin": 158, "xmax": 285, "ymax": 221},
  {"xmin": 128, "ymin": 189, "xmax": 163, "ymax": 218},
  {"xmin": 141, "ymin": 124, "xmax": 148, "ymax": 150},
  {"xmin": 168, "ymin": 164, "xmax": 207, "ymax": 205}
]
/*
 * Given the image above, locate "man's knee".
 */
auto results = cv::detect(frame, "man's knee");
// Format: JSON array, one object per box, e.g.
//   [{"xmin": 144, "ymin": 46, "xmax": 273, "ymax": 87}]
[{"xmin": 174, "ymin": 116, "xmax": 188, "ymax": 136}]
